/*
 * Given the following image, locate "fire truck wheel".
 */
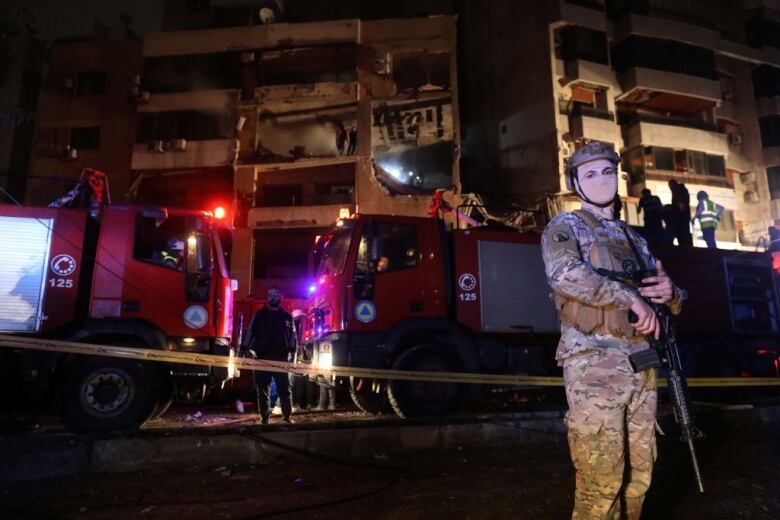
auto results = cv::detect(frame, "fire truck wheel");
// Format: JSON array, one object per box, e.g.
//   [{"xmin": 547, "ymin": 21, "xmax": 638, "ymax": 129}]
[
  {"xmin": 60, "ymin": 356, "xmax": 161, "ymax": 433},
  {"xmin": 387, "ymin": 345, "xmax": 460, "ymax": 418},
  {"xmin": 349, "ymin": 377, "xmax": 392, "ymax": 415}
]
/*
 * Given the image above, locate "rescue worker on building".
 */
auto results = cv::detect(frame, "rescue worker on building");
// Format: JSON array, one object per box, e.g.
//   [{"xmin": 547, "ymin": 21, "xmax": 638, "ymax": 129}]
[
  {"xmin": 541, "ymin": 142, "xmax": 684, "ymax": 520},
  {"xmin": 637, "ymin": 188, "xmax": 663, "ymax": 243},
  {"xmin": 242, "ymin": 287, "xmax": 297, "ymax": 425},
  {"xmin": 692, "ymin": 190, "xmax": 724, "ymax": 249}
]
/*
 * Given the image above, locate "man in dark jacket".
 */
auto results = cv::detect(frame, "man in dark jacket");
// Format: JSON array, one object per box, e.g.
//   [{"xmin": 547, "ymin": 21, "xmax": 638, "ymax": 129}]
[
  {"xmin": 242, "ymin": 288, "xmax": 297, "ymax": 424},
  {"xmin": 668, "ymin": 179, "xmax": 692, "ymax": 246}
]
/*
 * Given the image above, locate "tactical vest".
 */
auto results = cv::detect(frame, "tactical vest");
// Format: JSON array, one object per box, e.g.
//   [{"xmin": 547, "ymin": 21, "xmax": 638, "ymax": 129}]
[{"xmin": 554, "ymin": 210, "xmax": 641, "ymax": 338}]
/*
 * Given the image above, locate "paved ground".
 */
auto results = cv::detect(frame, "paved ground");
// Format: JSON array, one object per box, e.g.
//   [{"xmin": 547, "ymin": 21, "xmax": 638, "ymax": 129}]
[{"xmin": 1, "ymin": 415, "xmax": 778, "ymax": 519}]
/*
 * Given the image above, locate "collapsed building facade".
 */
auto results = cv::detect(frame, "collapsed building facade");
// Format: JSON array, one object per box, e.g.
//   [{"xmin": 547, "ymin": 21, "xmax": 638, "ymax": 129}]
[{"xmin": 130, "ymin": 15, "xmax": 460, "ymax": 300}]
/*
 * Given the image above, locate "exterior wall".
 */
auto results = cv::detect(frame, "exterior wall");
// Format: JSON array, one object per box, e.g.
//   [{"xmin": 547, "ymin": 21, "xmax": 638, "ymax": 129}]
[
  {"xmin": 465, "ymin": 0, "xmax": 780, "ymax": 248},
  {"xmin": 0, "ymin": 23, "xmax": 44, "ymax": 202},
  {"xmin": 28, "ymin": 36, "xmax": 142, "ymax": 205},
  {"xmin": 133, "ymin": 14, "xmax": 461, "ymax": 296}
]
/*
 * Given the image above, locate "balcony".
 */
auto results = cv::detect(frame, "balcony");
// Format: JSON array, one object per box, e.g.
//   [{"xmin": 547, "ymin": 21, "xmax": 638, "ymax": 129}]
[
  {"xmin": 552, "ymin": 0, "xmax": 608, "ymax": 32},
  {"xmin": 715, "ymin": 98, "xmax": 740, "ymax": 123},
  {"xmin": 248, "ymin": 204, "xmax": 353, "ymax": 229},
  {"xmin": 614, "ymin": 13, "xmax": 719, "ymax": 51},
  {"xmin": 136, "ymin": 89, "xmax": 240, "ymax": 113},
  {"xmin": 756, "ymin": 96, "xmax": 780, "ymax": 118},
  {"xmin": 623, "ymin": 117, "xmax": 728, "ymax": 156},
  {"xmin": 764, "ymin": 146, "xmax": 780, "ymax": 167},
  {"xmin": 561, "ymin": 59, "xmax": 617, "ymax": 88},
  {"xmin": 131, "ymin": 138, "xmax": 237, "ymax": 170},
  {"xmin": 564, "ymin": 105, "xmax": 619, "ymax": 143},
  {"xmin": 618, "ymin": 67, "xmax": 722, "ymax": 104}
]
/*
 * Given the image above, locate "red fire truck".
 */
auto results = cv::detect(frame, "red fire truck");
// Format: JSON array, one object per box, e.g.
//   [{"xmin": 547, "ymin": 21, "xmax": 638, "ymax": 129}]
[
  {"xmin": 0, "ymin": 202, "xmax": 236, "ymax": 431},
  {"xmin": 303, "ymin": 214, "xmax": 780, "ymax": 417}
]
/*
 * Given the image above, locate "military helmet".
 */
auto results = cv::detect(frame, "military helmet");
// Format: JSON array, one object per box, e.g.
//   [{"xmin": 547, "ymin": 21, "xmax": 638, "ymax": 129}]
[{"xmin": 564, "ymin": 141, "xmax": 620, "ymax": 192}]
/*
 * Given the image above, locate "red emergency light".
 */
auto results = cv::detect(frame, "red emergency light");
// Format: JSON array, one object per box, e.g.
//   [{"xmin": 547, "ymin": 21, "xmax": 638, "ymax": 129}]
[{"xmin": 213, "ymin": 206, "xmax": 227, "ymax": 219}]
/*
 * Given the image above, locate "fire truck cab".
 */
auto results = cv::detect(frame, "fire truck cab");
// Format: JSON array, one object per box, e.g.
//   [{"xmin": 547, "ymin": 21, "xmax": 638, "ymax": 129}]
[
  {"xmin": 304, "ymin": 213, "xmax": 780, "ymax": 418},
  {"xmin": 1, "ymin": 203, "xmax": 236, "ymax": 431}
]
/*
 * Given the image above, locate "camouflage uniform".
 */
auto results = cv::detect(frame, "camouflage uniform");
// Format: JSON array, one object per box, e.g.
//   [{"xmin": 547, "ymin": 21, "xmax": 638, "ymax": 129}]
[{"xmin": 542, "ymin": 209, "xmax": 683, "ymax": 520}]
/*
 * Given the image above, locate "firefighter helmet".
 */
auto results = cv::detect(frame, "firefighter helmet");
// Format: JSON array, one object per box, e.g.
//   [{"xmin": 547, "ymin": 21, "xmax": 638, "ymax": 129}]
[{"xmin": 564, "ymin": 142, "xmax": 620, "ymax": 192}]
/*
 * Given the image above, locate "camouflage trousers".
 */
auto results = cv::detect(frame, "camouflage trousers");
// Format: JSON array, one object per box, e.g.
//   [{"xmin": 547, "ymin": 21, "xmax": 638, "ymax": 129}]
[{"xmin": 563, "ymin": 350, "xmax": 657, "ymax": 520}]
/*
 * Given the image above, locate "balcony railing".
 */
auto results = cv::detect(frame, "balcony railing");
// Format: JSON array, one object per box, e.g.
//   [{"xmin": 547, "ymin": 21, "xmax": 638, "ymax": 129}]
[
  {"xmin": 559, "ymin": 101, "xmax": 615, "ymax": 121},
  {"xmin": 618, "ymin": 113, "xmax": 719, "ymax": 132}
]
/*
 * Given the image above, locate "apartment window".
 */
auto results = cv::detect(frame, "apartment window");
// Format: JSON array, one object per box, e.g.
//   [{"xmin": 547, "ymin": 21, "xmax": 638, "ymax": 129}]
[
  {"xmin": 611, "ymin": 36, "xmax": 716, "ymax": 80},
  {"xmin": 76, "ymin": 72, "xmax": 106, "ymax": 96},
  {"xmin": 70, "ymin": 127, "xmax": 100, "ymax": 149},
  {"xmin": 768, "ymin": 167, "xmax": 780, "ymax": 200},
  {"xmin": 747, "ymin": 15, "xmax": 780, "ymax": 50},
  {"xmin": 753, "ymin": 65, "xmax": 780, "ymax": 98},
  {"xmin": 144, "ymin": 53, "xmax": 242, "ymax": 93},
  {"xmin": 252, "ymin": 228, "xmax": 314, "ymax": 284},
  {"xmin": 257, "ymin": 184, "xmax": 304, "ymax": 207},
  {"xmin": 653, "ymin": 147, "xmax": 675, "ymax": 171},
  {"xmin": 561, "ymin": 26, "xmax": 609, "ymax": 65},
  {"xmin": 137, "ymin": 111, "xmax": 228, "ymax": 142},
  {"xmin": 760, "ymin": 116, "xmax": 780, "ymax": 148}
]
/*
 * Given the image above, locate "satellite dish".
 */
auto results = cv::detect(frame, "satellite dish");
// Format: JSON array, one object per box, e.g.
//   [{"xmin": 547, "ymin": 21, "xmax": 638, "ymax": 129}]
[{"xmin": 259, "ymin": 7, "xmax": 276, "ymax": 24}]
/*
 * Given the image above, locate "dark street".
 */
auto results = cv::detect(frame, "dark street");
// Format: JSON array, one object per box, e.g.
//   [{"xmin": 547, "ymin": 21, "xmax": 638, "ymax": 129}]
[{"xmin": 2, "ymin": 408, "xmax": 779, "ymax": 520}]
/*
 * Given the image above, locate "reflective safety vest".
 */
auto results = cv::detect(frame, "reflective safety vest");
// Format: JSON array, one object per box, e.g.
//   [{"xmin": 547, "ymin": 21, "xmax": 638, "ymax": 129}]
[
  {"xmin": 553, "ymin": 210, "xmax": 641, "ymax": 339},
  {"xmin": 699, "ymin": 199, "xmax": 719, "ymax": 229}
]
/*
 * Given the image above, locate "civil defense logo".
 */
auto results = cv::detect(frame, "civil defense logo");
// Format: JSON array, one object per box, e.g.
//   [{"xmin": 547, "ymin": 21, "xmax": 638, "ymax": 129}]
[
  {"xmin": 354, "ymin": 300, "xmax": 377, "ymax": 323},
  {"xmin": 183, "ymin": 305, "xmax": 209, "ymax": 329},
  {"xmin": 458, "ymin": 273, "xmax": 477, "ymax": 291},
  {"xmin": 50, "ymin": 254, "xmax": 77, "ymax": 276}
]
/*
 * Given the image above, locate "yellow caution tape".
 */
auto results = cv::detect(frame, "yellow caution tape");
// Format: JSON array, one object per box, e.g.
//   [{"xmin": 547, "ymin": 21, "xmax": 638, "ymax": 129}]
[{"xmin": 2, "ymin": 334, "xmax": 780, "ymax": 388}]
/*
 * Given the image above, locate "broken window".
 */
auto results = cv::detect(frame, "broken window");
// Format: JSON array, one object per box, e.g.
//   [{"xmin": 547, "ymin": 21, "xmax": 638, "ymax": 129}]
[
  {"xmin": 143, "ymin": 52, "xmax": 242, "ymax": 93},
  {"xmin": 137, "ymin": 110, "xmax": 232, "ymax": 142},
  {"xmin": 256, "ymin": 104, "xmax": 358, "ymax": 160},
  {"xmin": 371, "ymin": 93, "xmax": 455, "ymax": 193}
]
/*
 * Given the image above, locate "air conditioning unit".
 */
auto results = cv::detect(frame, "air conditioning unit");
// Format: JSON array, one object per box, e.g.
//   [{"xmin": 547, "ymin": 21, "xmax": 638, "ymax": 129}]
[
  {"xmin": 723, "ymin": 92, "xmax": 735, "ymax": 102},
  {"xmin": 147, "ymin": 140, "xmax": 164, "ymax": 153},
  {"xmin": 136, "ymin": 90, "xmax": 151, "ymax": 103},
  {"xmin": 744, "ymin": 190, "xmax": 759, "ymax": 203},
  {"xmin": 60, "ymin": 77, "xmax": 75, "ymax": 90},
  {"xmin": 740, "ymin": 171, "xmax": 756, "ymax": 184},
  {"xmin": 729, "ymin": 132, "xmax": 743, "ymax": 145},
  {"xmin": 62, "ymin": 146, "xmax": 78, "ymax": 160},
  {"xmin": 169, "ymin": 138, "xmax": 188, "ymax": 152},
  {"xmin": 240, "ymin": 52, "xmax": 255, "ymax": 63}
]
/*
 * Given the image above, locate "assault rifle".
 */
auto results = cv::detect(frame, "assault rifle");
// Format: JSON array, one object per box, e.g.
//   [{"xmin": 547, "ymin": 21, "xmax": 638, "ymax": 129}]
[{"xmin": 597, "ymin": 267, "xmax": 705, "ymax": 494}]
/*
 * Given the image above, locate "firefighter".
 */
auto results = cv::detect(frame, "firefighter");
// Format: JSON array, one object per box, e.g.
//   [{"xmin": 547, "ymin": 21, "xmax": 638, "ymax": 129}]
[
  {"xmin": 541, "ymin": 142, "xmax": 685, "ymax": 520},
  {"xmin": 161, "ymin": 238, "xmax": 184, "ymax": 270},
  {"xmin": 691, "ymin": 191, "xmax": 724, "ymax": 249},
  {"xmin": 242, "ymin": 288, "xmax": 297, "ymax": 425}
]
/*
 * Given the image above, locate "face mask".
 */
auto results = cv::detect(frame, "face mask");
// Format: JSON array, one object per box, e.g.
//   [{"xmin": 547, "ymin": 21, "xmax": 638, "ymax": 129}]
[{"xmin": 575, "ymin": 159, "xmax": 618, "ymax": 206}]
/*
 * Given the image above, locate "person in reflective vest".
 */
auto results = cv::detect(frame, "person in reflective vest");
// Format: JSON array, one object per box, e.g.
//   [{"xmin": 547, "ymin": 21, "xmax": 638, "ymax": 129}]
[{"xmin": 692, "ymin": 191, "xmax": 724, "ymax": 249}]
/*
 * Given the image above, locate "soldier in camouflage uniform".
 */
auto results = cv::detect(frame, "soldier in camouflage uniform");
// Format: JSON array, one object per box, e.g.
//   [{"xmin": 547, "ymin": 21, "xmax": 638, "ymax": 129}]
[{"xmin": 541, "ymin": 142, "xmax": 684, "ymax": 520}]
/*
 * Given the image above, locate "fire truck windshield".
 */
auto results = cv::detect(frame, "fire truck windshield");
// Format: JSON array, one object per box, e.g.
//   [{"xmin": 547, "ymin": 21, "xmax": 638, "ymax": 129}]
[{"xmin": 315, "ymin": 226, "xmax": 353, "ymax": 277}]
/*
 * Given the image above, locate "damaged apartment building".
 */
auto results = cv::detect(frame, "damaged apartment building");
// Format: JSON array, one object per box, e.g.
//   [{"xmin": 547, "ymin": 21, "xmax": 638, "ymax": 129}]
[
  {"xmin": 459, "ymin": 0, "xmax": 780, "ymax": 249},
  {"xmin": 130, "ymin": 13, "xmax": 460, "ymax": 300}
]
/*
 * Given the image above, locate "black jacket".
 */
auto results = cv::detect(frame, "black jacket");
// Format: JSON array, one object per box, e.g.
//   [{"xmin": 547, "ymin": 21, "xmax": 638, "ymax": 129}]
[{"xmin": 242, "ymin": 307, "xmax": 297, "ymax": 361}]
